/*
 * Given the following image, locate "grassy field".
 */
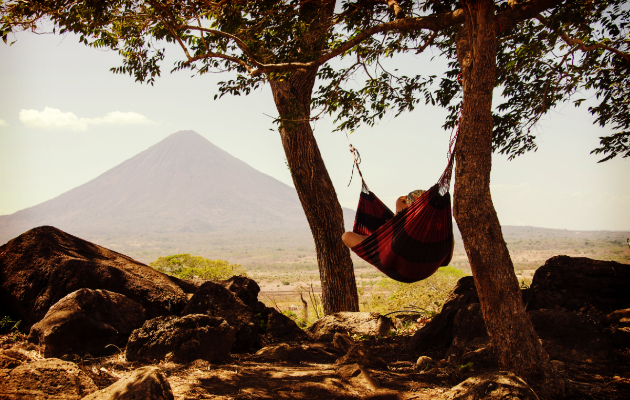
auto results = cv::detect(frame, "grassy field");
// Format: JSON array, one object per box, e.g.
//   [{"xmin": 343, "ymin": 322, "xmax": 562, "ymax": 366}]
[{"xmin": 125, "ymin": 225, "xmax": 628, "ymax": 326}]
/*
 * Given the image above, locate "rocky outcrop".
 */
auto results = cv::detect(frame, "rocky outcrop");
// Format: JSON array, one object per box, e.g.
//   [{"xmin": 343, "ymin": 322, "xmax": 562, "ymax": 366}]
[
  {"xmin": 439, "ymin": 372, "xmax": 539, "ymax": 400},
  {"xmin": 0, "ymin": 226, "xmax": 188, "ymax": 326},
  {"xmin": 82, "ymin": 366, "xmax": 174, "ymax": 400},
  {"xmin": 0, "ymin": 349, "xmax": 29, "ymax": 369},
  {"xmin": 526, "ymin": 256, "xmax": 630, "ymax": 315},
  {"xmin": 601, "ymin": 308, "xmax": 630, "ymax": 349},
  {"xmin": 529, "ymin": 309, "xmax": 616, "ymax": 363},
  {"xmin": 445, "ymin": 303, "xmax": 495, "ymax": 368},
  {"xmin": 27, "ymin": 288, "xmax": 146, "ymax": 358},
  {"xmin": 126, "ymin": 314, "xmax": 235, "ymax": 363},
  {"xmin": 220, "ymin": 275, "xmax": 263, "ymax": 311},
  {"xmin": 407, "ymin": 276, "xmax": 480, "ymax": 353},
  {"xmin": 218, "ymin": 276, "xmax": 310, "ymax": 345},
  {"xmin": 308, "ymin": 312, "xmax": 394, "ymax": 341},
  {"xmin": 260, "ymin": 308, "xmax": 311, "ymax": 345},
  {"xmin": 440, "ymin": 298, "xmax": 616, "ymax": 365},
  {"xmin": 181, "ymin": 281, "xmax": 261, "ymax": 351},
  {"xmin": 0, "ymin": 358, "xmax": 97, "ymax": 399}
]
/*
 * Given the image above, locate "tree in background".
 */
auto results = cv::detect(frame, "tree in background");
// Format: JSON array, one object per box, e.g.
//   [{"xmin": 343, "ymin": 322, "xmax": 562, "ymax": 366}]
[
  {"xmin": 3, "ymin": 1, "xmax": 629, "ymax": 396},
  {"xmin": 149, "ymin": 253, "xmax": 246, "ymax": 281},
  {"xmin": 1, "ymin": 0, "xmax": 360, "ymax": 314}
]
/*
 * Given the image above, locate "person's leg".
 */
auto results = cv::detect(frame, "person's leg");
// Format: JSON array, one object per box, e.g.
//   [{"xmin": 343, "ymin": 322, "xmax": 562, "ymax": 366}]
[{"xmin": 341, "ymin": 232, "xmax": 367, "ymax": 248}]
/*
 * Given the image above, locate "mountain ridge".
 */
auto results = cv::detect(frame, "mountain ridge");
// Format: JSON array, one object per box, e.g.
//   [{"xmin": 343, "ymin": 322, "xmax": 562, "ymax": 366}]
[{"xmin": 0, "ymin": 130, "xmax": 355, "ymax": 243}]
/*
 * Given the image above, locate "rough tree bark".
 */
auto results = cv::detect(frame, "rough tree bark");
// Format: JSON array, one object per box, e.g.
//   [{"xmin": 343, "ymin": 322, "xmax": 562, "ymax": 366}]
[
  {"xmin": 267, "ymin": 0, "xmax": 359, "ymax": 314},
  {"xmin": 452, "ymin": 0, "xmax": 565, "ymax": 396}
]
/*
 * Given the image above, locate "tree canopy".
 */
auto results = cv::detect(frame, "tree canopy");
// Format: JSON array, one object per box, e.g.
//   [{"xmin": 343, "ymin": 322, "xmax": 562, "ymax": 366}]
[{"xmin": 2, "ymin": 0, "xmax": 627, "ymax": 160}]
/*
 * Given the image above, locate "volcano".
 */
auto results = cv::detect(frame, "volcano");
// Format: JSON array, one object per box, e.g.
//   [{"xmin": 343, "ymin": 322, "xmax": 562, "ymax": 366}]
[{"xmin": 0, "ymin": 130, "xmax": 338, "ymax": 244}]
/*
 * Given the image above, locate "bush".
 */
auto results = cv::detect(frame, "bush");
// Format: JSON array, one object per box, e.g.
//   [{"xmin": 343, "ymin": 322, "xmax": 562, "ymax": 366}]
[
  {"xmin": 149, "ymin": 254, "xmax": 246, "ymax": 281},
  {"xmin": 365, "ymin": 266, "xmax": 466, "ymax": 316},
  {"xmin": 0, "ymin": 315, "xmax": 21, "ymax": 334}
]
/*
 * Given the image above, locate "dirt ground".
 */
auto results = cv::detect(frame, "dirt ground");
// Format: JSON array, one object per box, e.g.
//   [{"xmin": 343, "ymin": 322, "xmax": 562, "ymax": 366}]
[{"xmin": 2, "ymin": 332, "xmax": 630, "ymax": 399}]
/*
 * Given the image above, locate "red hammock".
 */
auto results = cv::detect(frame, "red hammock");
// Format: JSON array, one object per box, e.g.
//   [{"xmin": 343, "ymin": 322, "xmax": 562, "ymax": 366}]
[
  {"xmin": 350, "ymin": 155, "xmax": 455, "ymax": 283},
  {"xmin": 348, "ymin": 74, "xmax": 462, "ymax": 283}
]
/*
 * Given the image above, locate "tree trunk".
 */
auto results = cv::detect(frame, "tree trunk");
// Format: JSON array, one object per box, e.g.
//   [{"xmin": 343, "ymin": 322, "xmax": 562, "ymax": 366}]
[
  {"xmin": 453, "ymin": 0, "xmax": 565, "ymax": 396},
  {"xmin": 269, "ymin": 68, "xmax": 359, "ymax": 314}
]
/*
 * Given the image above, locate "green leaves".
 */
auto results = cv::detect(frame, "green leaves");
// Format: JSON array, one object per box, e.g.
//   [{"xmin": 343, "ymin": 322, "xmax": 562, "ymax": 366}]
[
  {"xmin": 3, "ymin": 1, "xmax": 627, "ymax": 160},
  {"xmin": 149, "ymin": 253, "xmax": 246, "ymax": 281}
]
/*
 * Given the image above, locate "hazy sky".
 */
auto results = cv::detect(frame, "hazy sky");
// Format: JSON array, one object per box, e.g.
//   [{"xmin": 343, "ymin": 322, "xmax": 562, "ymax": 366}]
[{"xmin": 1, "ymin": 29, "xmax": 628, "ymax": 231}]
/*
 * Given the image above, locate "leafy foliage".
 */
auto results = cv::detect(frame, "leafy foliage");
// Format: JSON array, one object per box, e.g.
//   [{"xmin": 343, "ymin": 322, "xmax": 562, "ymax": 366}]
[
  {"xmin": 149, "ymin": 253, "xmax": 246, "ymax": 281},
  {"xmin": 2, "ymin": 1, "xmax": 627, "ymax": 160},
  {"xmin": 365, "ymin": 266, "xmax": 465, "ymax": 316},
  {"xmin": 0, "ymin": 315, "xmax": 21, "ymax": 334}
]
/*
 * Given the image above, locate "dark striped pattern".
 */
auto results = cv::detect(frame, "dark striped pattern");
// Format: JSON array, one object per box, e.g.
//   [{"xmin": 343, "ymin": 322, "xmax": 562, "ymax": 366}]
[
  {"xmin": 352, "ymin": 189, "xmax": 395, "ymax": 237},
  {"xmin": 351, "ymin": 184, "xmax": 454, "ymax": 283}
]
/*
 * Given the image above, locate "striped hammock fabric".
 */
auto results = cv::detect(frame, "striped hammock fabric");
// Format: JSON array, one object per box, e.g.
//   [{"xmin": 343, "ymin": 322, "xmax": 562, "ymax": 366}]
[{"xmin": 350, "ymin": 183, "xmax": 454, "ymax": 283}]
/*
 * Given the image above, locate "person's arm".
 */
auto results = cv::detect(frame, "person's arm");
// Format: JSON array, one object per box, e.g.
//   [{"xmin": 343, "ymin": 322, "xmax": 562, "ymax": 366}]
[{"xmin": 395, "ymin": 196, "xmax": 408, "ymax": 214}]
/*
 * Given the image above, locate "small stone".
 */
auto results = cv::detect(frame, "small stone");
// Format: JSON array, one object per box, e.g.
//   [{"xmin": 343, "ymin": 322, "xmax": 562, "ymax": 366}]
[
  {"xmin": 416, "ymin": 355, "xmax": 434, "ymax": 370},
  {"xmin": 333, "ymin": 332, "xmax": 355, "ymax": 352}
]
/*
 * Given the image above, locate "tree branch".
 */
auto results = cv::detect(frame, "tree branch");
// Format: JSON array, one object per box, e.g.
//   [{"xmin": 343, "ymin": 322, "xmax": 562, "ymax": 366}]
[
  {"xmin": 536, "ymin": 14, "xmax": 630, "ymax": 64},
  {"xmin": 156, "ymin": 0, "xmax": 568, "ymax": 76}
]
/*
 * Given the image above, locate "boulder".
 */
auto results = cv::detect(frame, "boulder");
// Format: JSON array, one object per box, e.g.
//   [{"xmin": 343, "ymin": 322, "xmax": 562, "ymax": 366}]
[
  {"xmin": 605, "ymin": 326, "xmax": 630, "ymax": 349},
  {"xmin": 252, "ymin": 343, "xmax": 310, "ymax": 362},
  {"xmin": 181, "ymin": 281, "xmax": 261, "ymax": 351},
  {"xmin": 220, "ymin": 276, "xmax": 309, "ymax": 345},
  {"xmin": 416, "ymin": 356, "xmax": 434, "ymax": 371},
  {"xmin": 529, "ymin": 309, "xmax": 616, "ymax": 363},
  {"xmin": 445, "ymin": 303, "xmax": 496, "ymax": 369},
  {"xmin": 126, "ymin": 314, "xmax": 234, "ymax": 363},
  {"xmin": 308, "ymin": 312, "xmax": 394, "ymax": 341},
  {"xmin": 442, "ymin": 306, "xmax": 615, "ymax": 365},
  {"xmin": 220, "ymin": 275, "xmax": 262, "ymax": 310},
  {"xmin": 260, "ymin": 308, "xmax": 311, "ymax": 345},
  {"xmin": 407, "ymin": 276, "xmax": 480, "ymax": 353},
  {"xmin": 439, "ymin": 372, "xmax": 539, "ymax": 400},
  {"xmin": 0, "ymin": 349, "xmax": 29, "ymax": 369},
  {"xmin": 27, "ymin": 288, "xmax": 146, "ymax": 358},
  {"xmin": 333, "ymin": 332, "xmax": 355, "ymax": 352},
  {"xmin": 601, "ymin": 308, "xmax": 630, "ymax": 349},
  {"xmin": 0, "ymin": 226, "xmax": 187, "ymax": 327},
  {"xmin": 251, "ymin": 343, "xmax": 336, "ymax": 363},
  {"xmin": 600, "ymin": 308, "xmax": 630, "ymax": 327},
  {"xmin": 526, "ymin": 256, "xmax": 630, "ymax": 315},
  {"xmin": 166, "ymin": 275, "xmax": 204, "ymax": 294},
  {"xmin": 0, "ymin": 358, "xmax": 97, "ymax": 399},
  {"xmin": 82, "ymin": 366, "xmax": 173, "ymax": 400}
]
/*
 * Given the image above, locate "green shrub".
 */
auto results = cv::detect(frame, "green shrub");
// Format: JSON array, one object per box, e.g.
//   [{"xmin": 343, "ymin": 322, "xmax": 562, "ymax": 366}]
[
  {"xmin": 0, "ymin": 316, "xmax": 21, "ymax": 334},
  {"xmin": 149, "ymin": 254, "xmax": 246, "ymax": 281},
  {"xmin": 366, "ymin": 266, "xmax": 466, "ymax": 316}
]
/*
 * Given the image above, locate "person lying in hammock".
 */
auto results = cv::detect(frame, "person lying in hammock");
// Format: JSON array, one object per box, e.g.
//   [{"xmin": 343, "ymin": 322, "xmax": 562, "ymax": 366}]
[{"xmin": 341, "ymin": 189, "xmax": 427, "ymax": 248}]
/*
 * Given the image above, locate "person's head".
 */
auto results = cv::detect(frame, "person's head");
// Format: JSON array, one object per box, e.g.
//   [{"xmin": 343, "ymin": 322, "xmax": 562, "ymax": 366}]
[
  {"xmin": 406, "ymin": 189, "xmax": 426, "ymax": 206},
  {"xmin": 396, "ymin": 189, "xmax": 426, "ymax": 213}
]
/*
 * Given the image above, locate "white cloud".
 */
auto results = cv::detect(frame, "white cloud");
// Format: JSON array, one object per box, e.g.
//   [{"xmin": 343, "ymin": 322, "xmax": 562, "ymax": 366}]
[
  {"xmin": 0, "ymin": 120, "xmax": 8, "ymax": 127},
  {"xmin": 20, "ymin": 108, "xmax": 87, "ymax": 131},
  {"xmin": 85, "ymin": 111, "xmax": 157, "ymax": 126},
  {"xmin": 19, "ymin": 107, "xmax": 157, "ymax": 131}
]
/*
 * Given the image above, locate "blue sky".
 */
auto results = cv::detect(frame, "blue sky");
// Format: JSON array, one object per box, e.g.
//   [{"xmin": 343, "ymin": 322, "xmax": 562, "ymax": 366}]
[{"xmin": 0, "ymin": 29, "xmax": 628, "ymax": 231}]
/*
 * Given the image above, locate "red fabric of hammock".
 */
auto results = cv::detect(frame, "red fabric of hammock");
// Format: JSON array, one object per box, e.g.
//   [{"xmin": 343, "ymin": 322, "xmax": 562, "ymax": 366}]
[
  {"xmin": 350, "ymin": 184, "xmax": 454, "ymax": 283},
  {"xmin": 352, "ymin": 187, "xmax": 395, "ymax": 236}
]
